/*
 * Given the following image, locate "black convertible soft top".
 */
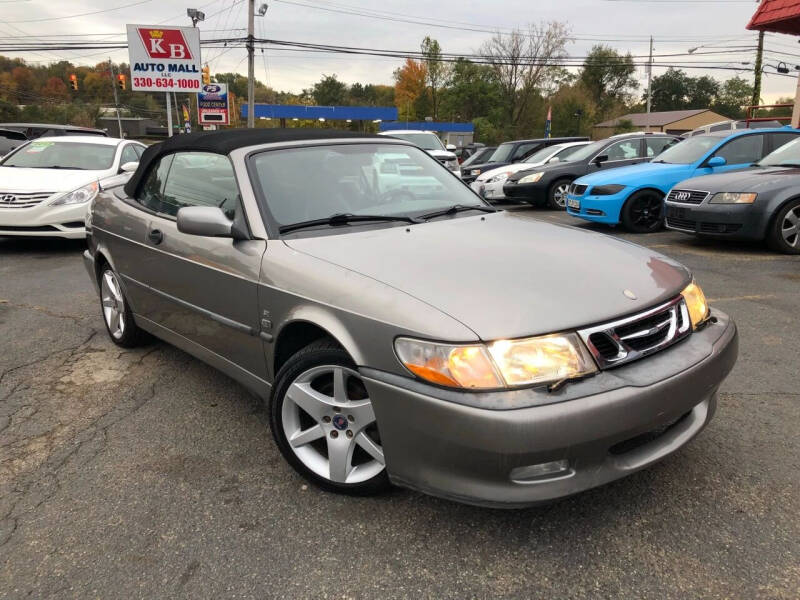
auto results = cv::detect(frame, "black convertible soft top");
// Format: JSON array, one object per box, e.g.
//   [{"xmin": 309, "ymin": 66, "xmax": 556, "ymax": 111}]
[{"xmin": 124, "ymin": 128, "xmax": 383, "ymax": 197}]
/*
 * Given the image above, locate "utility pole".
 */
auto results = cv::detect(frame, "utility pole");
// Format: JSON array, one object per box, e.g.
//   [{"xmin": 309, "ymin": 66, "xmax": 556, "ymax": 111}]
[
  {"xmin": 645, "ymin": 36, "xmax": 653, "ymax": 132},
  {"xmin": 108, "ymin": 58, "xmax": 123, "ymax": 138},
  {"xmin": 751, "ymin": 30, "xmax": 764, "ymax": 110},
  {"xmin": 166, "ymin": 93, "xmax": 173, "ymax": 137},
  {"xmin": 247, "ymin": 0, "xmax": 255, "ymax": 128}
]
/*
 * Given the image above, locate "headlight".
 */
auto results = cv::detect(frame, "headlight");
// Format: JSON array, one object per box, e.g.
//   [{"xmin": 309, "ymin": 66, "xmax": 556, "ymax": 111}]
[
  {"xmin": 680, "ymin": 279, "xmax": 710, "ymax": 329},
  {"xmin": 709, "ymin": 192, "xmax": 756, "ymax": 204},
  {"xmin": 517, "ymin": 172, "xmax": 544, "ymax": 184},
  {"xmin": 487, "ymin": 172, "xmax": 511, "ymax": 183},
  {"xmin": 50, "ymin": 181, "xmax": 99, "ymax": 206},
  {"xmin": 394, "ymin": 333, "xmax": 597, "ymax": 390},
  {"xmin": 470, "ymin": 169, "xmax": 481, "ymax": 176},
  {"xmin": 591, "ymin": 184, "xmax": 625, "ymax": 196}
]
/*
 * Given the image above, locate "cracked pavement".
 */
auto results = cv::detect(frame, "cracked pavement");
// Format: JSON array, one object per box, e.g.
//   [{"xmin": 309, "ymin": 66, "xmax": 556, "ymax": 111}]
[{"xmin": 1, "ymin": 213, "xmax": 799, "ymax": 599}]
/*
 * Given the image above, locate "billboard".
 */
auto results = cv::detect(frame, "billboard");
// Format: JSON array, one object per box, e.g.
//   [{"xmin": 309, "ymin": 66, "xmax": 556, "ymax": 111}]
[
  {"xmin": 198, "ymin": 83, "xmax": 230, "ymax": 125},
  {"xmin": 126, "ymin": 24, "xmax": 201, "ymax": 92}
]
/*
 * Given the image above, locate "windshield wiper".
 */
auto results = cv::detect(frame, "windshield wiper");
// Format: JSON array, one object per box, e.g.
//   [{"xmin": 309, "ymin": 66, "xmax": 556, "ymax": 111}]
[
  {"xmin": 279, "ymin": 213, "xmax": 420, "ymax": 234},
  {"xmin": 418, "ymin": 204, "xmax": 497, "ymax": 221},
  {"xmin": 37, "ymin": 165, "xmax": 87, "ymax": 170},
  {"xmin": 777, "ymin": 162, "xmax": 800, "ymax": 168}
]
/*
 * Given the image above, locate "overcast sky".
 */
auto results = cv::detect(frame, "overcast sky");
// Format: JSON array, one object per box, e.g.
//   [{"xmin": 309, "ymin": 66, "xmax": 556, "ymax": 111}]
[{"xmin": 2, "ymin": 0, "xmax": 798, "ymax": 102}]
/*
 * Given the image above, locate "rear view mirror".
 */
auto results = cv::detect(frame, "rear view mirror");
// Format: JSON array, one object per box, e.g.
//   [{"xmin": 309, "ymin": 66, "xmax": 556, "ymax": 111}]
[
  {"xmin": 177, "ymin": 206, "xmax": 235, "ymax": 238},
  {"xmin": 594, "ymin": 154, "xmax": 609, "ymax": 165},
  {"xmin": 120, "ymin": 161, "xmax": 139, "ymax": 173},
  {"xmin": 707, "ymin": 156, "xmax": 727, "ymax": 168}
]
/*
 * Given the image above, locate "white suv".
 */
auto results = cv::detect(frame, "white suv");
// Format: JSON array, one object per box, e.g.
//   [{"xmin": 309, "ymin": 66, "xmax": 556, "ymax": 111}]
[{"xmin": 378, "ymin": 130, "xmax": 461, "ymax": 177}]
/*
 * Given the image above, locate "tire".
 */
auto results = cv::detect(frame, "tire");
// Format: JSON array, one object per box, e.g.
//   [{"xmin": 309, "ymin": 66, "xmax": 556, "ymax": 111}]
[
  {"xmin": 767, "ymin": 199, "xmax": 800, "ymax": 254},
  {"xmin": 98, "ymin": 265, "xmax": 147, "ymax": 348},
  {"xmin": 621, "ymin": 190, "xmax": 665, "ymax": 233},
  {"xmin": 547, "ymin": 178, "xmax": 572, "ymax": 210},
  {"xmin": 269, "ymin": 340, "xmax": 390, "ymax": 496}
]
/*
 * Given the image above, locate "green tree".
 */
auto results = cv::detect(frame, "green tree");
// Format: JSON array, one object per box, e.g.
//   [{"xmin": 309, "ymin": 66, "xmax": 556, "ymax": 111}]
[
  {"xmin": 550, "ymin": 84, "xmax": 597, "ymax": 137},
  {"xmin": 440, "ymin": 58, "xmax": 501, "ymax": 122},
  {"xmin": 312, "ymin": 74, "xmax": 348, "ymax": 106},
  {"xmin": 579, "ymin": 45, "xmax": 637, "ymax": 117},
  {"xmin": 648, "ymin": 68, "xmax": 693, "ymax": 111},
  {"xmin": 688, "ymin": 75, "xmax": 719, "ymax": 109},
  {"xmin": 613, "ymin": 118, "xmax": 637, "ymax": 135},
  {"xmin": 712, "ymin": 76, "xmax": 754, "ymax": 119},
  {"xmin": 420, "ymin": 36, "xmax": 448, "ymax": 120}
]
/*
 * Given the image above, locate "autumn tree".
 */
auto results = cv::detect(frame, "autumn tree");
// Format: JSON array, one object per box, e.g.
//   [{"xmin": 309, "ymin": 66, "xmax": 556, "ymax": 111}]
[
  {"xmin": 41, "ymin": 76, "xmax": 70, "ymax": 101},
  {"xmin": 394, "ymin": 58, "xmax": 428, "ymax": 120},
  {"xmin": 421, "ymin": 36, "xmax": 448, "ymax": 120}
]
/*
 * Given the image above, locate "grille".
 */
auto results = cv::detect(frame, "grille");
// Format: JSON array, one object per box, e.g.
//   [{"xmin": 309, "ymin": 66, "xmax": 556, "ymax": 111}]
[
  {"xmin": 0, "ymin": 191, "xmax": 55, "ymax": 209},
  {"xmin": 570, "ymin": 183, "xmax": 588, "ymax": 196},
  {"xmin": 699, "ymin": 222, "xmax": 742, "ymax": 234},
  {"xmin": 578, "ymin": 296, "xmax": 692, "ymax": 370},
  {"xmin": 667, "ymin": 189, "xmax": 708, "ymax": 204},
  {"xmin": 666, "ymin": 217, "xmax": 696, "ymax": 231}
]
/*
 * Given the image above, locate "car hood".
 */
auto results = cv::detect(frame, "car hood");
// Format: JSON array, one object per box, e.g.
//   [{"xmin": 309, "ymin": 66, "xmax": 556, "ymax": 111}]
[
  {"xmin": 283, "ymin": 211, "xmax": 691, "ymax": 341},
  {"xmin": 0, "ymin": 166, "xmax": 109, "ymax": 192},
  {"xmin": 426, "ymin": 149, "xmax": 457, "ymax": 161},
  {"xmin": 674, "ymin": 166, "xmax": 800, "ymax": 193},
  {"xmin": 575, "ymin": 162, "xmax": 690, "ymax": 187},
  {"xmin": 476, "ymin": 162, "xmax": 541, "ymax": 182},
  {"xmin": 465, "ymin": 161, "xmax": 509, "ymax": 174}
]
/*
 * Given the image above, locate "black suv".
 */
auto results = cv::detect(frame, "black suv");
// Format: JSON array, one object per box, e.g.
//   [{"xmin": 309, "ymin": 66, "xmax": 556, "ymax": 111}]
[
  {"xmin": 461, "ymin": 136, "xmax": 588, "ymax": 183},
  {"xmin": 503, "ymin": 132, "xmax": 680, "ymax": 208}
]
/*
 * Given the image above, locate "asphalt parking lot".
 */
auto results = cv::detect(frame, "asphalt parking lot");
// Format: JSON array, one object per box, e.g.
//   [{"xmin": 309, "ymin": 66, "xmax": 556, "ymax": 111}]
[{"xmin": 1, "ymin": 207, "xmax": 799, "ymax": 599}]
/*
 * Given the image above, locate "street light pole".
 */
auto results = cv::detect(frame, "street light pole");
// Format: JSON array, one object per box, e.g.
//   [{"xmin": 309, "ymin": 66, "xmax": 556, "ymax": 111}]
[
  {"xmin": 108, "ymin": 58, "xmax": 123, "ymax": 138},
  {"xmin": 645, "ymin": 36, "xmax": 653, "ymax": 132},
  {"xmin": 247, "ymin": 0, "xmax": 255, "ymax": 128}
]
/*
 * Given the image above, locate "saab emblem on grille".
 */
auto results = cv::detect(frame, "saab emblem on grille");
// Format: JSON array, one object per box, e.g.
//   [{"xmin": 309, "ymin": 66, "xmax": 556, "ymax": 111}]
[
  {"xmin": 623, "ymin": 289, "xmax": 637, "ymax": 300},
  {"xmin": 1, "ymin": 194, "xmax": 16, "ymax": 203},
  {"xmin": 675, "ymin": 191, "xmax": 691, "ymax": 201}
]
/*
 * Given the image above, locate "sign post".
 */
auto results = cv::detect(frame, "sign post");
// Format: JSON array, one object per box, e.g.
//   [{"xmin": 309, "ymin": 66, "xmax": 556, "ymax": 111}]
[
  {"xmin": 197, "ymin": 83, "xmax": 230, "ymax": 126},
  {"xmin": 126, "ymin": 24, "xmax": 202, "ymax": 136}
]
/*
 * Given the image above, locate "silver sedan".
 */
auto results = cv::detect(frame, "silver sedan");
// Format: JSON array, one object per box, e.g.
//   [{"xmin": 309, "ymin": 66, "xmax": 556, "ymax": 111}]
[{"xmin": 83, "ymin": 130, "xmax": 738, "ymax": 507}]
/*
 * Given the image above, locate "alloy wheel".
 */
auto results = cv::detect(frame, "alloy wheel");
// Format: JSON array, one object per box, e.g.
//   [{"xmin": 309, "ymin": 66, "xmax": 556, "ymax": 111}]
[
  {"xmin": 101, "ymin": 270, "xmax": 126, "ymax": 340},
  {"xmin": 780, "ymin": 205, "xmax": 800, "ymax": 249},
  {"xmin": 553, "ymin": 182, "xmax": 570, "ymax": 208},
  {"xmin": 281, "ymin": 365, "xmax": 384, "ymax": 484},
  {"xmin": 629, "ymin": 193, "xmax": 663, "ymax": 230}
]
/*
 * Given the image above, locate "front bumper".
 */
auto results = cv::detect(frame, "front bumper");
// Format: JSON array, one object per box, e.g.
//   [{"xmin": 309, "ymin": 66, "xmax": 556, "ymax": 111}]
[
  {"xmin": 0, "ymin": 201, "xmax": 87, "ymax": 238},
  {"xmin": 664, "ymin": 201, "xmax": 762, "ymax": 240},
  {"xmin": 470, "ymin": 180, "xmax": 506, "ymax": 200},
  {"xmin": 565, "ymin": 191, "xmax": 627, "ymax": 225},
  {"xmin": 502, "ymin": 181, "xmax": 546, "ymax": 203},
  {"xmin": 361, "ymin": 311, "xmax": 737, "ymax": 508}
]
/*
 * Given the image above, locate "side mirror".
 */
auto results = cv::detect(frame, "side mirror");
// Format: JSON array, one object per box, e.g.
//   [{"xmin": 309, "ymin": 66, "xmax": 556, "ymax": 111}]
[
  {"xmin": 120, "ymin": 161, "xmax": 139, "ymax": 173},
  {"xmin": 706, "ymin": 156, "xmax": 727, "ymax": 168},
  {"xmin": 177, "ymin": 206, "xmax": 234, "ymax": 238},
  {"xmin": 548, "ymin": 156, "xmax": 561, "ymax": 164},
  {"xmin": 446, "ymin": 143, "xmax": 457, "ymax": 151},
  {"xmin": 594, "ymin": 154, "xmax": 609, "ymax": 165}
]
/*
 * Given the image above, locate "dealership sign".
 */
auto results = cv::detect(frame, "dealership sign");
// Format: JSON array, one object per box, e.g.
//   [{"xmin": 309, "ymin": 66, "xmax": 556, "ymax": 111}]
[
  {"xmin": 198, "ymin": 83, "xmax": 230, "ymax": 125},
  {"xmin": 126, "ymin": 24, "xmax": 201, "ymax": 92}
]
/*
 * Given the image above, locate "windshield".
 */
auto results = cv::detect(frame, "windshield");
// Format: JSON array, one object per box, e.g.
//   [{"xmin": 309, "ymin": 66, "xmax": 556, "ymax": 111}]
[
  {"xmin": 652, "ymin": 136, "xmax": 718, "ymax": 164},
  {"xmin": 2, "ymin": 140, "xmax": 115, "ymax": 169},
  {"xmin": 461, "ymin": 147, "xmax": 493, "ymax": 167},
  {"xmin": 523, "ymin": 145, "xmax": 562, "ymax": 164},
  {"xmin": 561, "ymin": 140, "xmax": 607, "ymax": 162},
  {"xmin": 758, "ymin": 137, "xmax": 800, "ymax": 166},
  {"xmin": 488, "ymin": 143, "xmax": 514, "ymax": 163},
  {"xmin": 387, "ymin": 132, "xmax": 445, "ymax": 151},
  {"xmin": 251, "ymin": 143, "xmax": 486, "ymax": 230}
]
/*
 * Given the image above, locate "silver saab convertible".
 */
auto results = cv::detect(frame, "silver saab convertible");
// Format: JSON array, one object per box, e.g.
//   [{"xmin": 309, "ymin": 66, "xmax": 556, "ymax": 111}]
[{"xmin": 83, "ymin": 129, "xmax": 738, "ymax": 507}]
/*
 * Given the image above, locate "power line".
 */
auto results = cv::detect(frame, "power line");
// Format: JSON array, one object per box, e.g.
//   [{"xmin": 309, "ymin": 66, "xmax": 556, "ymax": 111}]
[{"xmin": 2, "ymin": 0, "xmax": 156, "ymax": 24}]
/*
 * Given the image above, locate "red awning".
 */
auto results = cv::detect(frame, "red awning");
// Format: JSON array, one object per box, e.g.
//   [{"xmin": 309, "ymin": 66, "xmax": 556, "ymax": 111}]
[{"xmin": 747, "ymin": 0, "xmax": 800, "ymax": 35}]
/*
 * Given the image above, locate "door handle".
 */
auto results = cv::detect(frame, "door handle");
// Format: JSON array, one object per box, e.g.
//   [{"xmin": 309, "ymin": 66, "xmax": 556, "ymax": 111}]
[{"xmin": 148, "ymin": 229, "xmax": 163, "ymax": 245}]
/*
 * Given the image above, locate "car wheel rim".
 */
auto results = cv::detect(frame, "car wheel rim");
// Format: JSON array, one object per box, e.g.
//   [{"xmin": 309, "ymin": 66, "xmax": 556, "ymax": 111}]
[
  {"xmin": 101, "ymin": 270, "xmax": 125, "ymax": 339},
  {"xmin": 780, "ymin": 206, "xmax": 800, "ymax": 248},
  {"xmin": 553, "ymin": 183, "xmax": 569, "ymax": 207},
  {"xmin": 281, "ymin": 365, "xmax": 384, "ymax": 484},
  {"xmin": 630, "ymin": 195, "xmax": 662, "ymax": 230}
]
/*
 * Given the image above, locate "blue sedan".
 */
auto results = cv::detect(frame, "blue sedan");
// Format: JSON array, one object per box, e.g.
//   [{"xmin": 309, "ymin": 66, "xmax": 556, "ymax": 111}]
[{"xmin": 566, "ymin": 128, "xmax": 800, "ymax": 232}]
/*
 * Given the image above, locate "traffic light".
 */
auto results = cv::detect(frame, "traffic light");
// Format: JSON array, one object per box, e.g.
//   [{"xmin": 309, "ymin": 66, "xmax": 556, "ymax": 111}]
[
  {"xmin": 201, "ymin": 64, "xmax": 210, "ymax": 85},
  {"xmin": 69, "ymin": 74, "xmax": 78, "ymax": 91},
  {"xmin": 117, "ymin": 74, "xmax": 126, "ymax": 90}
]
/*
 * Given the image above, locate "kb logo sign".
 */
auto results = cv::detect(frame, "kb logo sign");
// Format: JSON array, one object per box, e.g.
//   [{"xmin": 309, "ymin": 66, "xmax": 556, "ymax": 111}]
[{"xmin": 137, "ymin": 28, "xmax": 193, "ymax": 60}]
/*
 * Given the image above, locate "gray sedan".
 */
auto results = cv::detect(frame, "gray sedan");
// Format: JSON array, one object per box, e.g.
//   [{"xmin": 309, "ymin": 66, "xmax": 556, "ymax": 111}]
[{"xmin": 83, "ymin": 129, "xmax": 738, "ymax": 507}]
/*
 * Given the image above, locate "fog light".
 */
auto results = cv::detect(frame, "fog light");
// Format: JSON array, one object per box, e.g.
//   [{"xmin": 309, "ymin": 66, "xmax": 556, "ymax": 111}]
[{"xmin": 510, "ymin": 459, "xmax": 572, "ymax": 483}]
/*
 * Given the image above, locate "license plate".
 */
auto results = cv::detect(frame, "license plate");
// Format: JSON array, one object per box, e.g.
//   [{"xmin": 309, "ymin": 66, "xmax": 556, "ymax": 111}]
[
  {"xmin": 667, "ymin": 206, "xmax": 687, "ymax": 219},
  {"xmin": 567, "ymin": 197, "xmax": 580, "ymax": 210}
]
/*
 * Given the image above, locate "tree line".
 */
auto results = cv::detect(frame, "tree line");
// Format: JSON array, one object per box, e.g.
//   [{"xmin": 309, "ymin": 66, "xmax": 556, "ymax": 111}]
[{"xmin": 0, "ymin": 22, "xmax": 783, "ymax": 141}]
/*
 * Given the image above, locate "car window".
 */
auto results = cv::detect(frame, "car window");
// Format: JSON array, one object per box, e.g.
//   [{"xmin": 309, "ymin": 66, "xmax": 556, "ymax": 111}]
[
  {"xmin": 512, "ymin": 143, "xmax": 540, "ymax": 160},
  {"xmin": 712, "ymin": 134, "xmax": 764, "ymax": 164},
  {"xmin": 646, "ymin": 137, "xmax": 675, "ymax": 157},
  {"xmin": 136, "ymin": 154, "xmax": 173, "ymax": 213},
  {"xmin": 604, "ymin": 139, "xmax": 642, "ymax": 161},
  {"xmin": 757, "ymin": 136, "xmax": 800, "ymax": 166},
  {"xmin": 161, "ymin": 152, "xmax": 241, "ymax": 219},
  {"xmin": 709, "ymin": 123, "xmax": 731, "ymax": 132},
  {"xmin": 767, "ymin": 132, "xmax": 799, "ymax": 154},
  {"xmin": 133, "ymin": 144, "xmax": 145, "ymax": 158},
  {"xmin": 120, "ymin": 144, "xmax": 139, "ymax": 166},
  {"xmin": 386, "ymin": 132, "xmax": 444, "ymax": 151},
  {"xmin": 2, "ymin": 140, "xmax": 116, "ymax": 169}
]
